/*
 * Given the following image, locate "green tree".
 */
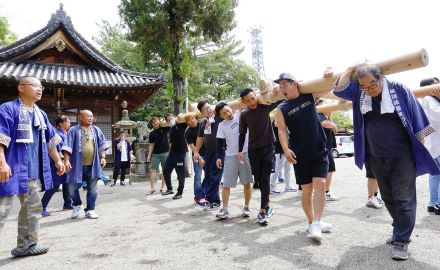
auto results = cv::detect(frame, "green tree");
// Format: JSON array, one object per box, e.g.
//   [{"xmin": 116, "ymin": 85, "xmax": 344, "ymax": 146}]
[
  {"xmin": 94, "ymin": 20, "xmax": 165, "ymax": 73},
  {"xmin": 119, "ymin": 0, "xmax": 238, "ymax": 114},
  {"xmin": 189, "ymin": 38, "xmax": 259, "ymax": 102},
  {"xmin": 332, "ymin": 111, "xmax": 353, "ymax": 133},
  {"xmin": 94, "ymin": 21, "xmax": 173, "ymax": 123},
  {"xmin": 0, "ymin": 16, "xmax": 17, "ymax": 46}
]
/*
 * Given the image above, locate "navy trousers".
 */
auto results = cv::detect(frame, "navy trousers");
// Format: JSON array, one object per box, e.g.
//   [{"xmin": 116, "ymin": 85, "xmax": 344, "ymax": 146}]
[{"xmin": 370, "ymin": 156, "xmax": 416, "ymax": 243}]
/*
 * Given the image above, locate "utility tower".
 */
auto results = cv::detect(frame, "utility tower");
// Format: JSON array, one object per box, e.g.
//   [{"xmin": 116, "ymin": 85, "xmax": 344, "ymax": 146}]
[{"xmin": 249, "ymin": 25, "xmax": 265, "ymax": 78}]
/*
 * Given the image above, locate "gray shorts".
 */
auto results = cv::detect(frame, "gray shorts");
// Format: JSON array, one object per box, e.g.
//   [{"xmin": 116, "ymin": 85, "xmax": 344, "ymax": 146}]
[
  {"xmin": 151, "ymin": 152, "xmax": 168, "ymax": 171},
  {"xmin": 222, "ymin": 154, "xmax": 253, "ymax": 188}
]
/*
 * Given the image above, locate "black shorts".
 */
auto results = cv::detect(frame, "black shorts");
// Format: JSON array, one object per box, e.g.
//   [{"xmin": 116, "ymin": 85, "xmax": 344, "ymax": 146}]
[
  {"xmin": 293, "ymin": 151, "xmax": 329, "ymax": 185},
  {"xmin": 327, "ymin": 152, "xmax": 335, "ymax": 172},
  {"xmin": 365, "ymin": 161, "xmax": 375, "ymax": 179}
]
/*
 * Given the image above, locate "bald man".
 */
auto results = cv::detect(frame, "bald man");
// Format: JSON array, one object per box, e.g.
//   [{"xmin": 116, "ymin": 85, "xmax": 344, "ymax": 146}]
[{"xmin": 62, "ymin": 110, "xmax": 109, "ymax": 219}]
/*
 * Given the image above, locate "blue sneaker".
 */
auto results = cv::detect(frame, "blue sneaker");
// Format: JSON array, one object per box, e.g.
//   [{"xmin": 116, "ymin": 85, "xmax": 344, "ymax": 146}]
[
  {"xmin": 42, "ymin": 208, "xmax": 50, "ymax": 217},
  {"xmin": 265, "ymin": 206, "xmax": 274, "ymax": 218},
  {"xmin": 194, "ymin": 200, "xmax": 207, "ymax": 208}
]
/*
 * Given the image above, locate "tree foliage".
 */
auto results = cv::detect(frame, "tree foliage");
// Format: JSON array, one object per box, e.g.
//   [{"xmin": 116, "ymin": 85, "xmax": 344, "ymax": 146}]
[
  {"xmin": 94, "ymin": 20, "xmax": 259, "ymax": 124},
  {"xmin": 0, "ymin": 16, "xmax": 17, "ymax": 46},
  {"xmin": 94, "ymin": 20, "xmax": 168, "ymax": 74},
  {"xmin": 94, "ymin": 21, "xmax": 173, "ymax": 122},
  {"xmin": 119, "ymin": 0, "xmax": 238, "ymax": 113},
  {"xmin": 189, "ymin": 37, "xmax": 259, "ymax": 102},
  {"xmin": 332, "ymin": 111, "xmax": 353, "ymax": 130}
]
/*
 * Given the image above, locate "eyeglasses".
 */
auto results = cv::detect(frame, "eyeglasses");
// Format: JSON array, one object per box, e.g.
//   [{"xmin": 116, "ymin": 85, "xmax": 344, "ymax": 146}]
[
  {"xmin": 360, "ymin": 80, "xmax": 379, "ymax": 91},
  {"xmin": 20, "ymin": 83, "xmax": 45, "ymax": 90}
]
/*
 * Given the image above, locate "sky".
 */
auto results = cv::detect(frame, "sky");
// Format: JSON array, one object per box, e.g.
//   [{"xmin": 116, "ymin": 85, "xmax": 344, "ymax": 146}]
[{"xmin": 1, "ymin": 0, "xmax": 439, "ymax": 89}]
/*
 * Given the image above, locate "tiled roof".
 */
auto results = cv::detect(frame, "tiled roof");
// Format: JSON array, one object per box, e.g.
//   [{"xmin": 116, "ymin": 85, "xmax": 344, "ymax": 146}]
[
  {"xmin": 0, "ymin": 4, "xmax": 165, "ymax": 88},
  {"xmin": 0, "ymin": 62, "xmax": 164, "ymax": 88}
]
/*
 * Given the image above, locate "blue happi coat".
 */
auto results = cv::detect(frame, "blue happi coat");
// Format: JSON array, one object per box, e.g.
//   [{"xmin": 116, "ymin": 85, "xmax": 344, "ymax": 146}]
[
  {"xmin": 0, "ymin": 98, "xmax": 61, "ymax": 196},
  {"xmin": 62, "ymin": 125, "xmax": 109, "ymax": 184},
  {"xmin": 333, "ymin": 79, "xmax": 439, "ymax": 176},
  {"xmin": 50, "ymin": 127, "xmax": 68, "ymax": 186}
]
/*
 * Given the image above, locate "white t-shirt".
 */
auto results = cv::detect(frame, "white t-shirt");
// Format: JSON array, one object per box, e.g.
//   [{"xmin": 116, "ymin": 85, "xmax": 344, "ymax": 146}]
[
  {"xmin": 120, "ymin": 141, "xmax": 128, "ymax": 162},
  {"xmin": 216, "ymin": 112, "xmax": 249, "ymax": 156}
]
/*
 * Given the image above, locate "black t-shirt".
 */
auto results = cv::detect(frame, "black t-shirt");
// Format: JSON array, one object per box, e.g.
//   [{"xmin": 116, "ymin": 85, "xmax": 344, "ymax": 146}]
[
  {"xmin": 197, "ymin": 114, "xmax": 223, "ymax": 153},
  {"xmin": 364, "ymin": 94, "xmax": 411, "ymax": 158},
  {"xmin": 185, "ymin": 124, "xmax": 206, "ymax": 156},
  {"xmin": 148, "ymin": 127, "xmax": 170, "ymax": 154},
  {"xmin": 318, "ymin": 113, "xmax": 337, "ymax": 151},
  {"xmin": 239, "ymin": 101, "xmax": 282, "ymax": 150},
  {"xmin": 278, "ymin": 93, "xmax": 326, "ymax": 158},
  {"xmin": 169, "ymin": 123, "xmax": 188, "ymax": 154}
]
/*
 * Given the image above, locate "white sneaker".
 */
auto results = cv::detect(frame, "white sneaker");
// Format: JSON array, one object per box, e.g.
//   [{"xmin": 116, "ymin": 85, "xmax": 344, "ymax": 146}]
[
  {"xmin": 71, "ymin": 205, "xmax": 83, "ymax": 219},
  {"xmin": 285, "ymin": 187, "xmax": 297, "ymax": 192},
  {"xmin": 215, "ymin": 208, "xmax": 230, "ymax": 219},
  {"xmin": 325, "ymin": 191, "xmax": 338, "ymax": 201},
  {"xmin": 376, "ymin": 194, "xmax": 384, "ymax": 205},
  {"xmin": 85, "ymin": 210, "xmax": 99, "ymax": 219},
  {"xmin": 366, "ymin": 196, "xmax": 383, "ymax": 209},
  {"xmin": 307, "ymin": 221, "xmax": 322, "ymax": 241},
  {"xmin": 320, "ymin": 221, "xmax": 332, "ymax": 233},
  {"xmin": 242, "ymin": 206, "xmax": 251, "ymax": 218},
  {"xmin": 270, "ymin": 188, "xmax": 281, "ymax": 194}
]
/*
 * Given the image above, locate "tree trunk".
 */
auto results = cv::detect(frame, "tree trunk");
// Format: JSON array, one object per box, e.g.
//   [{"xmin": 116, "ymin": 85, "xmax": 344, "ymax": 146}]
[{"xmin": 172, "ymin": 75, "xmax": 184, "ymax": 114}]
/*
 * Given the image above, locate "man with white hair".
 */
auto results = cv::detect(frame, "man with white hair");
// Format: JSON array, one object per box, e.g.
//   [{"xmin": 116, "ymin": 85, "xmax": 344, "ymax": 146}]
[{"xmin": 333, "ymin": 64, "xmax": 438, "ymax": 260}]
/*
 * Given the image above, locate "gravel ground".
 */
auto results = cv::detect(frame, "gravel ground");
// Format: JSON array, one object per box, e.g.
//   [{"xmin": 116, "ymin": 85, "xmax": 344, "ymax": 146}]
[{"xmin": 0, "ymin": 156, "xmax": 439, "ymax": 270}]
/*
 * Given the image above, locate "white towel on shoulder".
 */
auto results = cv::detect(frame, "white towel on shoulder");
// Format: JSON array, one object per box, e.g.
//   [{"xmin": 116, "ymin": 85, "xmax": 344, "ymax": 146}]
[{"xmin": 360, "ymin": 78, "xmax": 395, "ymax": 115}]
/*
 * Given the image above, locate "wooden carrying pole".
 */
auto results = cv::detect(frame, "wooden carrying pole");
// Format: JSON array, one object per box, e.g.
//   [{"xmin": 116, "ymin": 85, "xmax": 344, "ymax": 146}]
[
  {"xmin": 316, "ymin": 84, "xmax": 439, "ymax": 113},
  {"xmin": 317, "ymin": 101, "xmax": 352, "ymax": 113},
  {"xmin": 191, "ymin": 49, "xmax": 429, "ymax": 113},
  {"xmin": 301, "ymin": 49, "xmax": 429, "ymax": 94}
]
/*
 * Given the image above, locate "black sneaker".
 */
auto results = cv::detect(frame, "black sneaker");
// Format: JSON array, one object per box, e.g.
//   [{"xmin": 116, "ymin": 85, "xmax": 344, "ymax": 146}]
[
  {"xmin": 110, "ymin": 182, "xmax": 116, "ymax": 187},
  {"xmin": 204, "ymin": 202, "xmax": 220, "ymax": 211},
  {"xmin": 172, "ymin": 194, "xmax": 182, "ymax": 200},
  {"xmin": 257, "ymin": 212, "xmax": 268, "ymax": 224},
  {"xmin": 435, "ymin": 205, "xmax": 440, "ymax": 215},
  {"xmin": 162, "ymin": 190, "xmax": 174, "ymax": 196},
  {"xmin": 428, "ymin": 206, "xmax": 435, "ymax": 212},
  {"xmin": 120, "ymin": 182, "xmax": 126, "ymax": 186}
]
